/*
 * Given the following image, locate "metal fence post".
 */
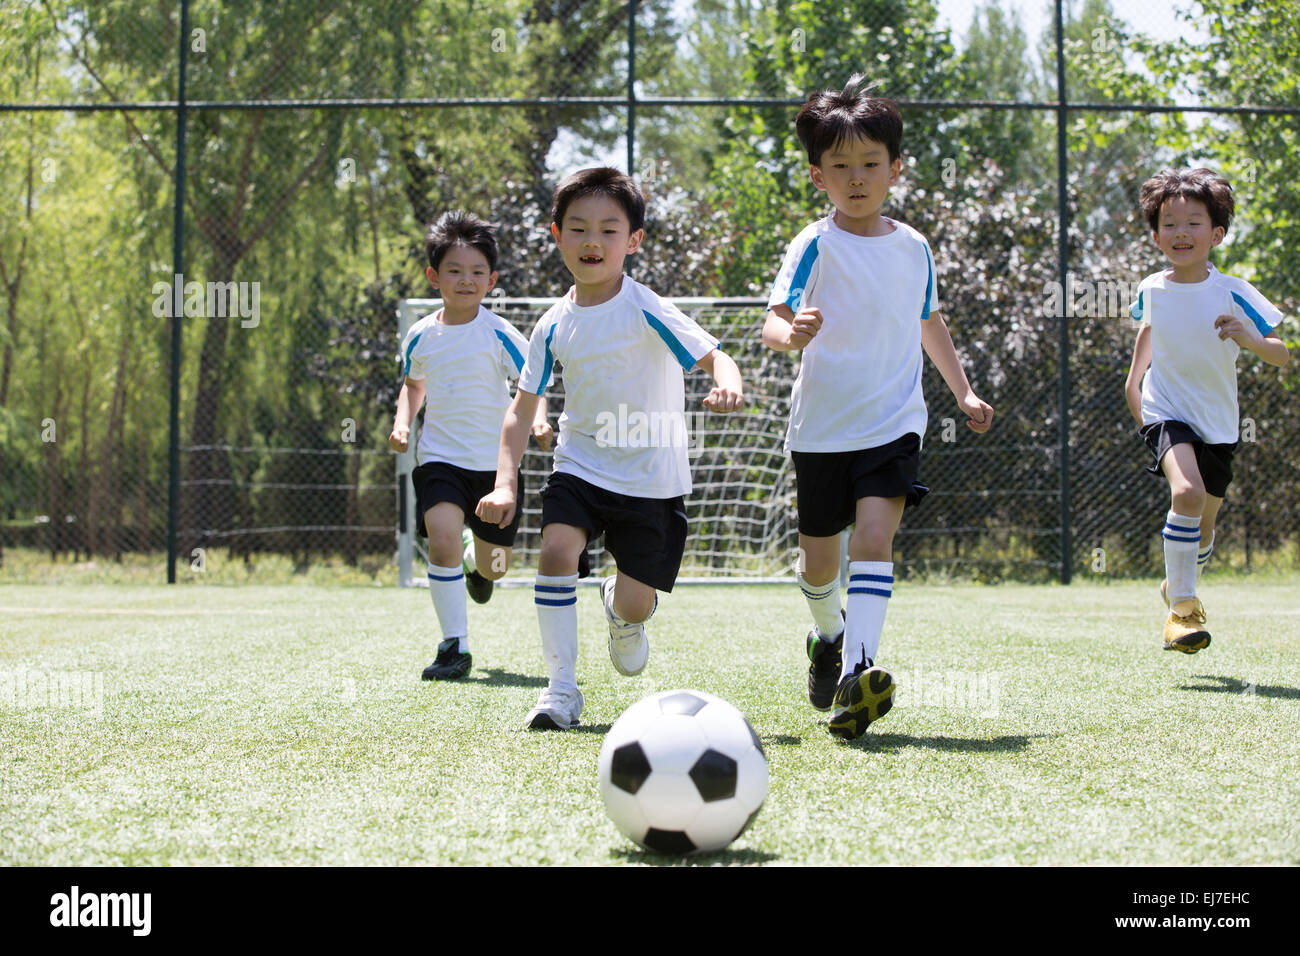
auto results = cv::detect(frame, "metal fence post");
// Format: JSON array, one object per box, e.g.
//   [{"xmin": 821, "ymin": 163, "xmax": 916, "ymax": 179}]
[{"xmin": 167, "ymin": 0, "xmax": 190, "ymax": 584}]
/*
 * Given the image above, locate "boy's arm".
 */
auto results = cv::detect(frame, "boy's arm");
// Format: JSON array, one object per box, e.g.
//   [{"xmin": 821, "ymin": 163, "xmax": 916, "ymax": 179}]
[
  {"xmin": 762, "ymin": 303, "xmax": 823, "ymax": 352},
  {"xmin": 530, "ymin": 396, "xmax": 554, "ymax": 451},
  {"xmin": 1214, "ymin": 314, "xmax": 1290, "ymax": 366},
  {"xmin": 695, "ymin": 348, "xmax": 744, "ymax": 412},
  {"xmin": 388, "ymin": 377, "xmax": 426, "ymax": 452},
  {"xmin": 476, "ymin": 389, "xmax": 541, "ymax": 528},
  {"xmin": 920, "ymin": 313, "xmax": 994, "ymax": 433},
  {"xmin": 1124, "ymin": 324, "xmax": 1151, "ymax": 425}
]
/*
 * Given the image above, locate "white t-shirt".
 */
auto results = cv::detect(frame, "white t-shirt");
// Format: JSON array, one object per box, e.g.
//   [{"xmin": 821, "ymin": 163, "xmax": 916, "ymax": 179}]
[
  {"xmin": 399, "ymin": 305, "xmax": 533, "ymax": 471},
  {"xmin": 768, "ymin": 215, "xmax": 939, "ymax": 453},
  {"xmin": 517, "ymin": 276, "xmax": 720, "ymax": 499},
  {"xmin": 1129, "ymin": 265, "xmax": 1282, "ymax": 444}
]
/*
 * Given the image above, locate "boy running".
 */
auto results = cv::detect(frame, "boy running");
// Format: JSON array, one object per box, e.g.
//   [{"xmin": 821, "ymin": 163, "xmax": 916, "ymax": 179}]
[
  {"xmin": 390, "ymin": 211, "xmax": 552, "ymax": 680},
  {"xmin": 1125, "ymin": 168, "xmax": 1289, "ymax": 652},
  {"xmin": 477, "ymin": 167, "xmax": 744, "ymax": 730},
  {"xmin": 763, "ymin": 75, "xmax": 994, "ymax": 740}
]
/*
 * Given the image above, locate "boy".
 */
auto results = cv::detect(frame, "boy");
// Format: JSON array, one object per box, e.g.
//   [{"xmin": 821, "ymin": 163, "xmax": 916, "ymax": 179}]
[
  {"xmin": 390, "ymin": 210, "xmax": 552, "ymax": 681},
  {"xmin": 1125, "ymin": 168, "xmax": 1289, "ymax": 652},
  {"xmin": 476, "ymin": 167, "xmax": 744, "ymax": 731},
  {"xmin": 762, "ymin": 75, "xmax": 994, "ymax": 740}
]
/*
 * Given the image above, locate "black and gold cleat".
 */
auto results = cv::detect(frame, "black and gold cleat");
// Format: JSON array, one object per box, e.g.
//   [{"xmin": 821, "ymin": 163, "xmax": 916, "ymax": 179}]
[
  {"xmin": 828, "ymin": 662, "xmax": 895, "ymax": 740},
  {"xmin": 1163, "ymin": 599, "xmax": 1211, "ymax": 654}
]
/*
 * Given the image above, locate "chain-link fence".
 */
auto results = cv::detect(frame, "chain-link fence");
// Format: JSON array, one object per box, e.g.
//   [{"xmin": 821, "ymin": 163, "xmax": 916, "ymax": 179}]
[{"xmin": 2, "ymin": 0, "xmax": 1297, "ymax": 585}]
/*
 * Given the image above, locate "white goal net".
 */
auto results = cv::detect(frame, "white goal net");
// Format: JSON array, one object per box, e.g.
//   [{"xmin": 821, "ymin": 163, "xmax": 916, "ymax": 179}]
[{"xmin": 395, "ymin": 296, "xmax": 803, "ymax": 585}]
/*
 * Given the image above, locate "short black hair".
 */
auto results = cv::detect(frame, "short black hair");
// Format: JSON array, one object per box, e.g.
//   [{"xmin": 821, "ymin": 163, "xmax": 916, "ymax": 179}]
[
  {"xmin": 551, "ymin": 167, "xmax": 646, "ymax": 233},
  {"xmin": 1139, "ymin": 167, "xmax": 1235, "ymax": 233},
  {"xmin": 424, "ymin": 210, "xmax": 498, "ymax": 272},
  {"xmin": 795, "ymin": 74, "xmax": 903, "ymax": 166}
]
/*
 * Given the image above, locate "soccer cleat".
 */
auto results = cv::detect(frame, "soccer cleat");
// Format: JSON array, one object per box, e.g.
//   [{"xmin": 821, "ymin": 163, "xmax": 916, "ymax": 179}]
[
  {"xmin": 828, "ymin": 661, "xmax": 895, "ymax": 740},
  {"xmin": 1163, "ymin": 599, "xmax": 1211, "ymax": 654},
  {"xmin": 805, "ymin": 618, "xmax": 844, "ymax": 711},
  {"xmin": 462, "ymin": 528, "xmax": 493, "ymax": 604},
  {"xmin": 602, "ymin": 577, "xmax": 650, "ymax": 677},
  {"xmin": 525, "ymin": 685, "xmax": 585, "ymax": 731},
  {"xmin": 421, "ymin": 637, "xmax": 472, "ymax": 680}
]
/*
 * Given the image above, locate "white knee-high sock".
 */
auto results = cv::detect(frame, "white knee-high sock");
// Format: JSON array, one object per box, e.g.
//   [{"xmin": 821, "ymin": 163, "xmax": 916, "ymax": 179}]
[
  {"xmin": 535, "ymin": 573, "xmax": 579, "ymax": 693},
  {"xmin": 1163, "ymin": 511, "xmax": 1201, "ymax": 605},
  {"xmin": 427, "ymin": 562, "xmax": 468, "ymax": 652},
  {"xmin": 842, "ymin": 561, "xmax": 892, "ymax": 679},
  {"xmin": 798, "ymin": 572, "xmax": 844, "ymax": 641}
]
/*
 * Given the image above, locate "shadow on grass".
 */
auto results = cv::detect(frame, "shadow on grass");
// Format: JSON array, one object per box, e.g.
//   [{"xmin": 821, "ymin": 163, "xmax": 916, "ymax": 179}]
[
  {"xmin": 844, "ymin": 732, "xmax": 1057, "ymax": 754},
  {"xmin": 462, "ymin": 668, "xmax": 548, "ymax": 688},
  {"xmin": 1180, "ymin": 674, "xmax": 1300, "ymax": 700},
  {"xmin": 610, "ymin": 845, "xmax": 779, "ymax": 866},
  {"xmin": 762, "ymin": 734, "xmax": 802, "ymax": 747}
]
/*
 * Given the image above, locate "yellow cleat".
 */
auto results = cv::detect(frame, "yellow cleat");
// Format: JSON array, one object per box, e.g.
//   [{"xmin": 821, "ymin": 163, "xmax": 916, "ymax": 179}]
[{"xmin": 1163, "ymin": 598, "xmax": 1211, "ymax": 654}]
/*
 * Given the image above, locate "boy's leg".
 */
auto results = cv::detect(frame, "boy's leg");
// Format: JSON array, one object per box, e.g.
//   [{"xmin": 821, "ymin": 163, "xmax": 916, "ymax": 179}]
[
  {"xmin": 423, "ymin": 502, "xmax": 472, "ymax": 679},
  {"xmin": 829, "ymin": 495, "xmax": 904, "ymax": 741},
  {"xmin": 1158, "ymin": 443, "xmax": 1211, "ymax": 652},
  {"xmin": 528, "ymin": 522, "xmax": 587, "ymax": 729},
  {"xmin": 472, "ymin": 537, "xmax": 511, "ymax": 581},
  {"xmin": 1198, "ymin": 495, "xmax": 1223, "ymax": 576},
  {"xmin": 798, "ymin": 533, "xmax": 846, "ymax": 710}
]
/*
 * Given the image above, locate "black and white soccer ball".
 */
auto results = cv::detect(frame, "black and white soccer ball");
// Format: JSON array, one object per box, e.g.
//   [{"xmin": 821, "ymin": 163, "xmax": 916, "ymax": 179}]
[{"xmin": 598, "ymin": 689, "xmax": 768, "ymax": 855}]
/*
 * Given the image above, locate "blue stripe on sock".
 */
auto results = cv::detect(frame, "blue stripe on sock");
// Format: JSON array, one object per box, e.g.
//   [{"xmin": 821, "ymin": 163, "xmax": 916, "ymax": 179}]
[
  {"xmin": 849, "ymin": 573, "xmax": 894, "ymax": 583},
  {"xmin": 800, "ymin": 585, "xmax": 836, "ymax": 599},
  {"xmin": 427, "ymin": 571, "xmax": 464, "ymax": 582},
  {"xmin": 847, "ymin": 587, "xmax": 892, "ymax": 598},
  {"xmin": 534, "ymin": 585, "xmax": 576, "ymax": 594},
  {"xmin": 1162, "ymin": 530, "xmax": 1201, "ymax": 542},
  {"xmin": 535, "ymin": 597, "xmax": 578, "ymax": 607}
]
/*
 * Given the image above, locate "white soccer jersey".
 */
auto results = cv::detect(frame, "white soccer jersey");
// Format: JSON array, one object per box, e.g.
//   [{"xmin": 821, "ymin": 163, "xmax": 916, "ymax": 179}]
[
  {"xmin": 517, "ymin": 276, "xmax": 720, "ymax": 499},
  {"xmin": 768, "ymin": 215, "xmax": 939, "ymax": 453},
  {"xmin": 399, "ymin": 305, "xmax": 533, "ymax": 471},
  {"xmin": 1129, "ymin": 265, "xmax": 1283, "ymax": 444}
]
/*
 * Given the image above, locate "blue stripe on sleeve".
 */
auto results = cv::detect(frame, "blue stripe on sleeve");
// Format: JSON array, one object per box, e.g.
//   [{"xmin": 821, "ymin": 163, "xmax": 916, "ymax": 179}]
[
  {"xmin": 1130, "ymin": 290, "xmax": 1144, "ymax": 321},
  {"xmin": 1231, "ymin": 291, "xmax": 1274, "ymax": 337},
  {"xmin": 536, "ymin": 322, "xmax": 558, "ymax": 395},
  {"xmin": 402, "ymin": 332, "xmax": 423, "ymax": 376},
  {"xmin": 642, "ymin": 310, "xmax": 698, "ymax": 370},
  {"xmin": 495, "ymin": 329, "xmax": 525, "ymax": 373},
  {"xmin": 781, "ymin": 236, "xmax": 820, "ymax": 312},
  {"xmin": 921, "ymin": 242, "xmax": 935, "ymax": 321}
]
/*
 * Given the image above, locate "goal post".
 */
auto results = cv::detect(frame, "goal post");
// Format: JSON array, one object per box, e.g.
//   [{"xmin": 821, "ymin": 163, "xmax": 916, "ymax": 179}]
[{"xmin": 394, "ymin": 295, "xmax": 809, "ymax": 586}]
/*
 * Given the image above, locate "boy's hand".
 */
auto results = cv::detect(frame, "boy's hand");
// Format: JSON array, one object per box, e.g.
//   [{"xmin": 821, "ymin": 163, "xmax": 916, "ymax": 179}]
[
  {"xmin": 475, "ymin": 489, "xmax": 517, "ymax": 529},
  {"xmin": 531, "ymin": 420, "xmax": 554, "ymax": 452},
  {"xmin": 388, "ymin": 425, "xmax": 410, "ymax": 453},
  {"xmin": 1214, "ymin": 313, "xmax": 1260, "ymax": 347},
  {"xmin": 703, "ymin": 386, "xmax": 743, "ymax": 413},
  {"xmin": 960, "ymin": 393, "xmax": 994, "ymax": 434},
  {"xmin": 788, "ymin": 307, "xmax": 823, "ymax": 349}
]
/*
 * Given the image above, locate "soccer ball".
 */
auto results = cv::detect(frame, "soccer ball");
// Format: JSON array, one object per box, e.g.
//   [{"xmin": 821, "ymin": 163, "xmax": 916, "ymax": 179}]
[{"xmin": 597, "ymin": 689, "xmax": 768, "ymax": 855}]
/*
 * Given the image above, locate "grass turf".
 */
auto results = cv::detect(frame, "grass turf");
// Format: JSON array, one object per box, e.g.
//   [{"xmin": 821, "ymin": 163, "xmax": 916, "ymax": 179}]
[{"xmin": 1, "ymin": 579, "xmax": 1297, "ymax": 866}]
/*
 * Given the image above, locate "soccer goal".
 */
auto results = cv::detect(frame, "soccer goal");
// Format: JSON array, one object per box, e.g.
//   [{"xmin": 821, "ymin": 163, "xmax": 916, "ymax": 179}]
[{"xmin": 395, "ymin": 295, "xmax": 806, "ymax": 586}]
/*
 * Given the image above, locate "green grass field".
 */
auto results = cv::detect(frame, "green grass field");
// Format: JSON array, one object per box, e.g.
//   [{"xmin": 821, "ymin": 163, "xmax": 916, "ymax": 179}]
[{"xmin": 1, "ymin": 579, "xmax": 1297, "ymax": 866}]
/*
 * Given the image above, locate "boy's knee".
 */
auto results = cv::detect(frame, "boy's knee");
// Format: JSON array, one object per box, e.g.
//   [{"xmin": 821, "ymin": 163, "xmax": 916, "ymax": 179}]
[
  {"xmin": 848, "ymin": 525, "xmax": 894, "ymax": 561},
  {"xmin": 1170, "ymin": 484, "xmax": 1207, "ymax": 514}
]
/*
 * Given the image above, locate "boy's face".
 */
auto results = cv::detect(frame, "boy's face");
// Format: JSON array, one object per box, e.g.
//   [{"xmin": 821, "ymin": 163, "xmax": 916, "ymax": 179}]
[
  {"xmin": 426, "ymin": 244, "xmax": 497, "ymax": 309},
  {"xmin": 809, "ymin": 134, "xmax": 901, "ymax": 223},
  {"xmin": 1153, "ymin": 196, "xmax": 1224, "ymax": 271},
  {"xmin": 551, "ymin": 194, "xmax": 643, "ymax": 288}
]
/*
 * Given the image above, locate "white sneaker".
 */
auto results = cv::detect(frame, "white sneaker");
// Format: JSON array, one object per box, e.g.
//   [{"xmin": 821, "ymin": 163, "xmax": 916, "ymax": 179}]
[
  {"xmin": 601, "ymin": 577, "xmax": 650, "ymax": 677},
  {"xmin": 525, "ymin": 685, "xmax": 584, "ymax": 731}
]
